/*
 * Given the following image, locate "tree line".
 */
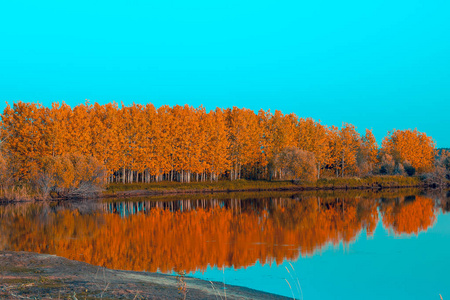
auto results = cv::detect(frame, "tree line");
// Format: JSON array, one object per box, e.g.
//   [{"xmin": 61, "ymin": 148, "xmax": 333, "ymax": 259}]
[{"xmin": 0, "ymin": 101, "xmax": 439, "ymax": 194}]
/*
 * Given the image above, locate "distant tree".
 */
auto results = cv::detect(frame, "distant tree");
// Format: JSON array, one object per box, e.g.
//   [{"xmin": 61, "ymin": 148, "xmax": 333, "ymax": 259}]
[
  {"xmin": 439, "ymin": 150, "xmax": 450, "ymax": 177},
  {"xmin": 0, "ymin": 147, "xmax": 13, "ymax": 189},
  {"xmin": 0, "ymin": 102, "xmax": 51, "ymax": 181},
  {"xmin": 338, "ymin": 123, "xmax": 361, "ymax": 177},
  {"xmin": 378, "ymin": 153, "xmax": 396, "ymax": 175},
  {"xmin": 357, "ymin": 129, "xmax": 379, "ymax": 176},
  {"xmin": 424, "ymin": 150, "xmax": 450, "ymax": 187},
  {"xmin": 382, "ymin": 129, "xmax": 435, "ymax": 173},
  {"xmin": 297, "ymin": 118, "xmax": 330, "ymax": 179}
]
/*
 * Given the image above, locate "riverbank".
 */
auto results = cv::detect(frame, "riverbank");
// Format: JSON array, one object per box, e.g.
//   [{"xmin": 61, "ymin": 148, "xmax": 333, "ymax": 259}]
[
  {"xmin": 2, "ymin": 175, "xmax": 443, "ymax": 203},
  {"xmin": 0, "ymin": 251, "xmax": 289, "ymax": 299},
  {"xmin": 105, "ymin": 175, "xmax": 423, "ymax": 198}
]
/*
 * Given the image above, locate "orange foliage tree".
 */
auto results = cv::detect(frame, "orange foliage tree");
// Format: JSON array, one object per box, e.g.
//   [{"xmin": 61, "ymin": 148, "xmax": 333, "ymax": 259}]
[
  {"xmin": 381, "ymin": 129, "xmax": 435, "ymax": 173},
  {"xmin": 0, "ymin": 101, "xmax": 438, "ymax": 185}
]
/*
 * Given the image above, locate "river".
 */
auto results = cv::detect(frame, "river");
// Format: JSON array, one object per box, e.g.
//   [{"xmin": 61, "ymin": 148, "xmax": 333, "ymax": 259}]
[{"xmin": 1, "ymin": 189, "xmax": 449, "ymax": 299}]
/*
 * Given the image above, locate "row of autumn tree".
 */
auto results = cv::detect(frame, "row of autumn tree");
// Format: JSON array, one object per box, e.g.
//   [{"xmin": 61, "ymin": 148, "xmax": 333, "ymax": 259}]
[{"xmin": 0, "ymin": 101, "xmax": 437, "ymax": 190}]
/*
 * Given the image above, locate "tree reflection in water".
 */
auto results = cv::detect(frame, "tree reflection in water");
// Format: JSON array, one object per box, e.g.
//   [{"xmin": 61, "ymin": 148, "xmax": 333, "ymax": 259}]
[{"xmin": 0, "ymin": 191, "xmax": 446, "ymax": 273}]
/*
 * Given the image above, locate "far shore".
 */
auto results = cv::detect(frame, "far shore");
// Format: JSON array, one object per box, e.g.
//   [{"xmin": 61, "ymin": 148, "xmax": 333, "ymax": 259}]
[
  {"xmin": 1, "ymin": 176, "xmax": 448, "ymax": 203},
  {"xmin": 102, "ymin": 175, "xmax": 432, "ymax": 198}
]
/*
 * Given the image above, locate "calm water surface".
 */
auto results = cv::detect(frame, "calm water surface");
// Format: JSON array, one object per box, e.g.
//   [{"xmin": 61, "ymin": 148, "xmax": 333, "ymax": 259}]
[{"xmin": 1, "ymin": 190, "xmax": 449, "ymax": 299}]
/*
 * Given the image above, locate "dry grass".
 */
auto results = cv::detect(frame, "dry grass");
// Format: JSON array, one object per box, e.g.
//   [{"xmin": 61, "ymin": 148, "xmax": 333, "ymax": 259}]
[
  {"xmin": 0, "ymin": 186, "xmax": 35, "ymax": 202},
  {"xmin": 106, "ymin": 176, "xmax": 422, "ymax": 195}
]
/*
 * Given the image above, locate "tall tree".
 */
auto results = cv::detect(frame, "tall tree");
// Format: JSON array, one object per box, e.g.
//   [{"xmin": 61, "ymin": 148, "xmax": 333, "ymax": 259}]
[{"xmin": 382, "ymin": 129, "xmax": 435, "ymax": 173}]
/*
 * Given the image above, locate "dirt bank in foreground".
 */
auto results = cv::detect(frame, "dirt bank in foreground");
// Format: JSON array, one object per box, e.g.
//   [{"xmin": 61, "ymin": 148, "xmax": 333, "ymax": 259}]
[{"xmin": 0, "ymin": 251, "xmax": 289, "ymax": 300}]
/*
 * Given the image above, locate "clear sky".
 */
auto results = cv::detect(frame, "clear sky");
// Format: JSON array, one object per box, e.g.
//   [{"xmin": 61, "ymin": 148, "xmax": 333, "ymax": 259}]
[{"xmin": 1, "ymin": 0, "xmax": 449, "ymax": 147}]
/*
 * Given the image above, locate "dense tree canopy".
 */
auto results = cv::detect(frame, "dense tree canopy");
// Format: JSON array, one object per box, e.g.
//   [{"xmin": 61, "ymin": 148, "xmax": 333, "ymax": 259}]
[
  {"xmin": 382, "ymin": 129, "xmax": 436, "ymax": 173},
  {"xmin": 0, "ymin": 101, "xmax": 437, "ymax": 186}
]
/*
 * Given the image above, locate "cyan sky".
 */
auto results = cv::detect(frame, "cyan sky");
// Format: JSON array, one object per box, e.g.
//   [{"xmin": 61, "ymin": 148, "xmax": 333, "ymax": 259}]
[{"xmin": 1, "ymin": 0, "xmax": 449, "ymax": 146}]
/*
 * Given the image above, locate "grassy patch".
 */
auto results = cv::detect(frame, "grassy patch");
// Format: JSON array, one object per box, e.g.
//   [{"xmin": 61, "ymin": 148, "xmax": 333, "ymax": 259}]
[
  {"xmin": 106, "ymin": 179, "xmax": 297, "ymax": 194},
  {"xmin": 0, "ymin": 265, "xmax": 40, "ymax": 274},
  {"xmin": 105, "ymin": 176, "xmax": 422, "ymax": 195},
  {"xmin": 104, "ymin": 190, "xmax": 302, "ymax": 203},
  {"xmin": 315, "ymin": 175, "xmax": 421, "ymax": 188}
]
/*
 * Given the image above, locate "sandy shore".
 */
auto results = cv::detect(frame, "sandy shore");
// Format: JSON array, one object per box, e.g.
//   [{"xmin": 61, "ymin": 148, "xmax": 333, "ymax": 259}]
[{"xmin": 0, "ymin": 251, "xmax": 290, "ymax": 299}]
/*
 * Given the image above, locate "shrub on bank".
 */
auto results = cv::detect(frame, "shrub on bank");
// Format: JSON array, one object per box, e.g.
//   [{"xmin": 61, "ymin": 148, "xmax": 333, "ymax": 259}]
[
  {"xmin": 35, "ymin": 153, "xmax": 107, "ymax": 198},
  {"xmin": 270, "ymin": 147, "xmax": 317, "ymax": 183},
  {"xmin": 0, "ymin": 153, "xmax": 106, "ymax": 201}
]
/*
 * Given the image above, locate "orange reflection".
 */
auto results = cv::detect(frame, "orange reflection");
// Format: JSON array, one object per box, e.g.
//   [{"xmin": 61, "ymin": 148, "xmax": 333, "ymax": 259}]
[
  {"xmin": 381, "ymin": 196, "xmax": 437, "ymax": 235},
  {"xmin": 0, "ymin": 195, "xmax": 438, "ymax": 273}
]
